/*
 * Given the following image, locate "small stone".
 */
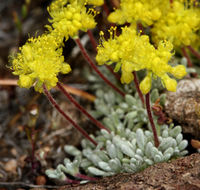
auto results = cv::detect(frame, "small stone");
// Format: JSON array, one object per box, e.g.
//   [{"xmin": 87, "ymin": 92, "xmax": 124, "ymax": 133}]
[
  {"xmin": 191, "ymin": 139, "xmax": 200, "ymax": 149},
  {"xmin": 36, "ymin": 175, "xmax": 46, "ymax": 185},
  {"xmin": 4, "ymin": 159, "xmax": 17, "ymax": 173},
  {"xmin": 11, "ymin": 148, "xmax": 18, "ymax": 157}
]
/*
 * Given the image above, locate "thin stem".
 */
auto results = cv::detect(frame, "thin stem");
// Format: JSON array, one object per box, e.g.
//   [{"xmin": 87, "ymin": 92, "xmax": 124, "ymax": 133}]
[
  {"xmin": 103, "ymin": 2, "xmax": 110, "ymax": 16},
  {"xmin": 187, "ymin": 46, "xmax": 200, "ymax": 60},
  {"xmin": 76, "ymin": 173, "xmax": 97, "ymax": 181},
  {"xmin": 137, "ymin": 23, "xmax": 145, "ymax": 35},
  {"xmin": 65, "ymin": 178, "xmax": 80, "ymax": 184},
  {"xmin": 145, "ymin": 93, "xmax": 159, "ymax": 147},
  {"xmin": 181, "ymin": 47, "xmax": 193, "ymax": 67},
  {"xmin": 133, "ymin": 72, "xmax": 145, "ymax": 106},
  {"xmin": 87, "ymin": 30, "xmax": 121, "ymax": 80},
  {"xmin": 87, "ymin": 30, "xmax": 97, "ymax": 51},
  {"xmin": 31, "ymin": 130, "xmax": 36, "ymax": 171},
  {"xmin": 57, "ymin": 82, "xmax": 110, "ymax": 133},
  {"xmin": 43, "ymin": 84, "xmax": 97, "ymax": 146},
  {"xmin": 75, "ymin": 38, "xmax": 125, "ymax": 97}
]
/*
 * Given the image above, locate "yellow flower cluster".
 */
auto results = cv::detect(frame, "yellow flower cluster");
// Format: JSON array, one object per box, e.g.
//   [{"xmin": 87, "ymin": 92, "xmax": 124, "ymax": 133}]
[
  {"xmin": 152, "ymin": 1, "xmax": 200, "ymax": 47},
  {"xmin": 85, "ymin": 0, "xmax": 104, "ymax": 6},
  {"xmin": 11, "ymin": 33, "xmax": 71, "ymax": 92},
  {"xmin": 108, "ymin": 0, "xmax": 169, "ymax": 26},
  {"xmin": 96, "ymin": 26, "xmax": 187, "ymax": 94},
  {"xmin": 48, "ymin": 0, "xmax": 97, "ymax": 39},
  {"xmin": 11, "ymin": 0, "xmax": 100, "ymax": 92}
]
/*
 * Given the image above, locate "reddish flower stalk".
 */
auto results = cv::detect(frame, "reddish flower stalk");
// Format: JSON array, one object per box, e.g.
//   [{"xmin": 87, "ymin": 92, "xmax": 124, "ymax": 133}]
[
  {"xmin": 65, "ymin": 178, "xmax": 80, "ymax": 184},
  {"xmin": 43, "ymin": 84, "xmax": 98, "ymax": 146},
  {"xmin": 145, "ymin": 93, "xmax": 159, "ymax": 147},
  {"xmin": 169, "ymin": 0, "xmax": 173, "ymax": 8},
  {"xmin": 75, "ymin": 38, "xmax": 125, "ymax": 97},
  {"xmin": 133, "ymin": 72, "xmax": 145, "ymax": 106},
  {"xmin": 57, "ymin": 82, "xmax": 110, "ymax": 133},
  {"xmin": 76, "ymin": 173, "xmax": 97, "ymax": 181},
  {"xmin": 137, "ymin": 23, "xmax": 145, "ymax": 35},
  {"xmin": 87, "ymin": 30, "xmax": 121, "ymax": 80},
  {"xmin": 187, "ymin": 46, "xmax": 200, "ymax": 60},
  {"xmin": 181, "ymin": 47, "xmax": 193, "ymax": 67},
  {"xmin": 31, "ymin": 130, "xmax": 36, "ymax": 170},
  {"xmin": 103, "ymin": 2, "xmax": 110, "ymax": 16},
  {"xmin": 87, "ymin": 30, "xmax": 97, "ymax": 51}
]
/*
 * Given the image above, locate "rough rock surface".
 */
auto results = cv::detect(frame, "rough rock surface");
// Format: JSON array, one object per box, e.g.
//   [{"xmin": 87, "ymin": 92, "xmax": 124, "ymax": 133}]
[
  {"xmin": 165, "ymin": 79, "xmax": 200, "ymax": 138},
  {"xmin": 60, "ymin": 153, "xmax": 200, "ymax": 190}
]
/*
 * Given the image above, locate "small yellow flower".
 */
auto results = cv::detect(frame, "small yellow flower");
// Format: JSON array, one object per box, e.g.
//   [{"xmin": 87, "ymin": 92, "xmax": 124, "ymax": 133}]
[
  {"xmin": 108, "ymin": 0, "xmax": 169, "ymax": 26},
  {"xmin": 139, "ymin": 72, "xmax": 152, "ymax": 95},
  {"xmin": 48, "ymin": 0, "xmax": 97, "ymax": 39},
  {"xmin": 121, "ymin": 62, "xmax": 134, "ymax": 84},
  {"xmin": 96, "ymin": 26, "xmax": 187, "ymax": 94},
  {"xmin": 11, "ymin": 33, "xmax": 71, "ymax": 92},
  {"xmin": 85, "ymin": 0, "xmax": 104, "ymax": 6},
  {"xmin": 152, "ymin": 1, "xmax": 200, "ymax": 47}
]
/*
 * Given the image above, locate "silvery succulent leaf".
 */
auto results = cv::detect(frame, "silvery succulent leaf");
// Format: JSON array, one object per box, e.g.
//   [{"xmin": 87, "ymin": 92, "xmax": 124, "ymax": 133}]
[
  {"xmin": 64, "ymin": 145, "xmax": 81, "ymax": 157},
  {"xmin": 119, "ymin": 102, "xmax": 129, "ymax": 110},
  {"xmin": 108, "ymin": 158, "xmax": 121, "ymax": 172},
  {"xmin": 63, "ymin": 158, "xmax": 79, "ymax": 176},
  {"xmin": 169, "ymin": 126, "xmax": 182, "ymax": 138},
  {"xmin": 116, "ymin": 108, "xmax": 124, "ymax": 118},
  {"xmin": 80, "ymin": 159, "xmax": 92, "ymax": 169},
  {"xmin": 162, "ymin": 130, "xmax": 168, "ymax": 138},
  {"xmin": 46, "ymin": 169, "xmax": 62, "ymax": 179},
  {"xmin": 176, "ymin": 134, "xmax": 183, "ymax": 144},
  {"xmin": 134, "ymin": 154, "xmax": 143, "ymax": 162},
  {"xmin": 130, "ymin": 163, "xmax": 137, "ymax": 171},
  {"xmin": 83, "ymin": 150, "xmax": 102, "ymax": 166},
  {"xmin": 144, "ymin": 159, "xmax": 153, "ymax": 165},
  {"xmin": 95, "ymin": 150, "xmax": 110, "ymax": 162},
  {"xmin": 179, "ymin": 150, "xmax": 188, "ymax": 156},
  {"xmin": 150, "ymin": 89, "xmax": 159, "ymax": 103},
  {"xmin": 125, "ymin": 94, "xmax": 137, "ymax": 105},
  {"xmin": 103, "ymin": 117, "xmax": 115, "ymax": 131},
  {"xmin": 154, "ymin": 154, "xmax": 162, "ymax": 163},
  {"xmin": 118, "ymin": 141, "xmax": 135, "ymax": 157},
  {"xmin": 158, "ymin": 137, "xmax": 174, "ymax": 151},
  {"xmin": 106, "ymin": 140, "xmax": 118, "ymax": 159},
  {"xmin": 98, "ymin": 161, "xmax": 112, "ymax": 171},
  {"xmin": 136, "ymin": 129, "xmax": 146, "ymax": 151},
  {"xmin": 163, "ymin": 153, "xmax": 171, "ymax": 161},
  {"xmin": 136, "ymin": 148, "xmax": 144, "ymax": 156},
  {"xmin": 163, "ymin": 147, "xmax": 174, "ymax": 156},
  {"xmin": 145, "ymin": 142, "xmax": 154, "ymax": 158},
  {"xmin": 178, "ymin": 140, "xmax": 188, "ymax": 151},
  {"xmin": 151, "ymin": 147, "xmax": 159, "ymax": 158},
  {"xmin": 88, "ymin": 167, "xmax": 114, "ymax": 176},
  {"xmin": 101, "ymin": 129, "xmax": 111, "ymax": 140},
  {"xmin": 159, "ymin": 94, "xmax": 166, "ymax": 107},
  {"xmin": 122, "ymin": 158, "xmax": 130, "ymax": 163},
  {"xmin": 174, "ymin": 147, "xmax": 180, "ymax": 155},
  {"xmin": 123, "ymin": 163, "xmax": 134, "ymax": 173}
]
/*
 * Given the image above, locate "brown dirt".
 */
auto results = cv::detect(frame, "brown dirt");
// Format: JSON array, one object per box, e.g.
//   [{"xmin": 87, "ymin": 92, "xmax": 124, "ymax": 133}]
[{"xmin": 60, "ymin": 153, "xmax": 200, "ymax": 190}]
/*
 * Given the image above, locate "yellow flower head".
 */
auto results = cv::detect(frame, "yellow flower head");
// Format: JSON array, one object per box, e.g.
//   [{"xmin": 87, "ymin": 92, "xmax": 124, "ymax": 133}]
[
  {"xmin": 152, "ymin": 1, "xmax": 200, "ymax": 47},
  {"xmin": 10, "ymin": 33, "xmax": 71, "ymax": 92},
  {"xmin": 108, "ymin": 0, "xmax": 169, "ymax": 26},
  {"xmin": 82, "ymin": 0, "xmax": 104, "ymax": 6},
  {"xmin": 96, "ymin": 26, "xmax": 187, "ymax": 94},
  {"xmin": 48, "ymin": 0, "xmax": 97, "ymax": 39}
]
